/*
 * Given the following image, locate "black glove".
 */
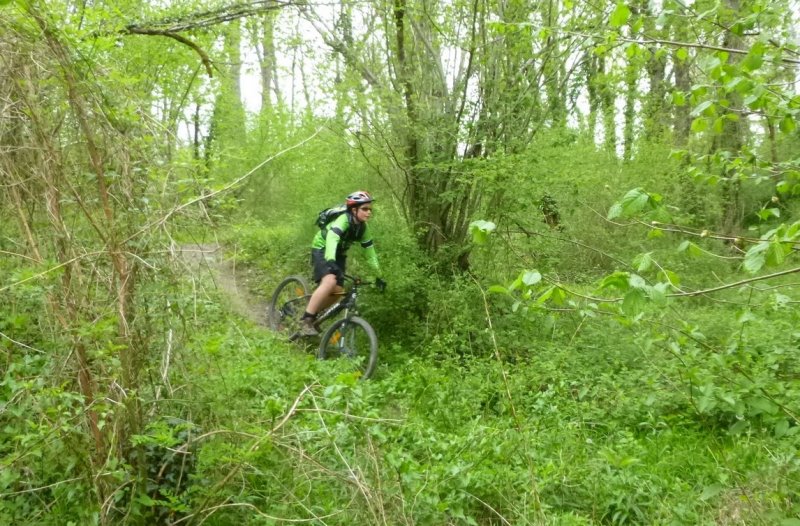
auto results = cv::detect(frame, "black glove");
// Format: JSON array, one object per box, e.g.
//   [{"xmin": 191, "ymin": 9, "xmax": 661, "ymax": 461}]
[
  {"xmin": 375, "ymin": 278, "xmax": 387, "ymax": 292},
  {"xmin": 326, "ymin": 261, "xmax": 343, "ymax": 281}
]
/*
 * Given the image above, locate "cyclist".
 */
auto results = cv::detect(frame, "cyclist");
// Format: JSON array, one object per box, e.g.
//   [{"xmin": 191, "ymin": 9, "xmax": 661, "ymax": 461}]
[{"xmin": 300, "ymin": 190, "xmax": 386, "ymax": 336}]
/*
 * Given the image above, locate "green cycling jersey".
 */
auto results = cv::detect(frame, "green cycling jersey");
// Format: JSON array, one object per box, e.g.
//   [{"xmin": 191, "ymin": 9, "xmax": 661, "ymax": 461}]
[{"xmin": 312, "ymin": 212, "xmax": 380, "ymax": 273}]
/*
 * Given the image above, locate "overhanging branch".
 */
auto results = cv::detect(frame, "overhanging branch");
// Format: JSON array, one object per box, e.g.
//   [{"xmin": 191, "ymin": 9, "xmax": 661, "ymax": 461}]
[
  {"xmin": 127, "ymin": 28, "xmax": 215, "ymax": 77},
  {"xmin": 124, "ymin": 0, "xmax": 290, "ymax": 34},
  {"xmin": 114, "ymin": 1, "xmax": 295, "ymax": 77}
]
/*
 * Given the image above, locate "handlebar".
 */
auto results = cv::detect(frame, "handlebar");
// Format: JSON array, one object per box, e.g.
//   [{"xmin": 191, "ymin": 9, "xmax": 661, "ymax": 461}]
[
  {"xmin": 343, "ymin": 274, "xmax": 385, "ymax": 292},
  {"xmin": 344, "ymin": 274, "xmax": 370, "ymax": 285}
]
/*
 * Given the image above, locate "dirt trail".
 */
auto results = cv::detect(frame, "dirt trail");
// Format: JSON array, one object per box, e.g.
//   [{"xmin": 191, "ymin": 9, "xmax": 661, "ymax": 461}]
[{"xmin": 178, "ymin": 243, "xmax": 269, "ymax": 326}]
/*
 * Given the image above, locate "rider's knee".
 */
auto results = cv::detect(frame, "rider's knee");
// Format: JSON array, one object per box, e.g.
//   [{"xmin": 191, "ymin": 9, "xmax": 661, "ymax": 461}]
[{"xmin": 320, "ymin": 274, "xmax": 338, "ymax": 287}]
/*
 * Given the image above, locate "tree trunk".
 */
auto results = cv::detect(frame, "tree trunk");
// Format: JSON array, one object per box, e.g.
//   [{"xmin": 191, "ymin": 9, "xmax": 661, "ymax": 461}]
[
  {"xmin": 718, "ymin": 0, "xmax": 748, "ymax": 234},
  {"xmin": 258, "ymin": 11, "xmax": 280, "ymax": 112},
  {"xmin": 623, "ymin": 64, "xmax": 637, "ymax": 161},
  {"xmin": 673, "ymin": 48, "xmax": 692, "ymax": 146},
  {"xmin": 599, "ymin": 56, "xmax": 617, "ymax": 154}
]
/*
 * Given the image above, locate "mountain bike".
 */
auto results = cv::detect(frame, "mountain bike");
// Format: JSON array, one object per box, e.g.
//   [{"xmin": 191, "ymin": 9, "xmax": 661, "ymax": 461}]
[{"xmin": 267, "ymin": 274, "xmax": 380, "ymax": 379}]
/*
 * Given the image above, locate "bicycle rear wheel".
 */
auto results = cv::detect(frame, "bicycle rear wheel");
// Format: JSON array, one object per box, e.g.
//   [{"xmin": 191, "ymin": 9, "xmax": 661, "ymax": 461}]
[
  {"xmin": 317, "ymin": 316, "xmax": 378, "ymax": 379},
  {"xmin": 268, "ymin": 276, "xmax": 310, "ymax": 336}
]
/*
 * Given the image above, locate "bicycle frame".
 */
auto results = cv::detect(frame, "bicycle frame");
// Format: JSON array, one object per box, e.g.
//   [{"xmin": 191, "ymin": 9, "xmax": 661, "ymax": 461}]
[
  {"xmin": 271, "ymin": 273, "xmax": 379, "ymax": 378},
  {"xmin": 314, "ymin": 275, "xmax": 363, "ymax": 328}
]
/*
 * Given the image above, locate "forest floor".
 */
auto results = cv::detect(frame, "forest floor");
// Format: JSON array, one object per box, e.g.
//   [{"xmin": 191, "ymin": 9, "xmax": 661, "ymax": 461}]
[{"xmin": 178, "ymin": 243, "xmax": 269, "ymax": 326}]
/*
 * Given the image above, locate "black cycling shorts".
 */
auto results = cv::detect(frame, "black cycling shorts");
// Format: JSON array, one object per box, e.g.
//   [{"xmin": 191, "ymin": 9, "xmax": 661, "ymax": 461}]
[{"xmin": 311, "ymin": 248, "xmax": 346, "ymax": 285}]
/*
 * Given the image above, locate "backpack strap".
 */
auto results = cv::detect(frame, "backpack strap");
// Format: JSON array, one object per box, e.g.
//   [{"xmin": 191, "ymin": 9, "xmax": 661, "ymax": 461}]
[{"xmin": 327, "ymin": 211, "xmax": 365, "ymax": 251}]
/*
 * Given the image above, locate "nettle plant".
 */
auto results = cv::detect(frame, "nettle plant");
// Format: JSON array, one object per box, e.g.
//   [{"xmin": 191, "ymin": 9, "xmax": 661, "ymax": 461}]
[{"xmin": 469, "ymin": 187, "xmax": 800, "ymax": 435}]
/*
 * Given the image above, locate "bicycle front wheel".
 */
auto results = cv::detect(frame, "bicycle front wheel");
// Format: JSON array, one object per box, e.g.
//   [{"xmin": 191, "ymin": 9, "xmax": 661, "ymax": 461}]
[
  {"xmin": 318, "ymin": 316, "xmax": 378, "ymax": 379},
  {"xmin": 268, "ymin": 276, "xmax": 310, "ymax": 336}
]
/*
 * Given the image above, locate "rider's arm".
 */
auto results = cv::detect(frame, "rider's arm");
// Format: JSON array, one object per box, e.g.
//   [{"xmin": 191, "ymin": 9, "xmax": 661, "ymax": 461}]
[
  {"xmin": 360, "ymin": 225, "xmax": 381, "ymax": 274},
  {"xmin": 323, "ymin": 214, "xmax": 348, "ymax": 262}
]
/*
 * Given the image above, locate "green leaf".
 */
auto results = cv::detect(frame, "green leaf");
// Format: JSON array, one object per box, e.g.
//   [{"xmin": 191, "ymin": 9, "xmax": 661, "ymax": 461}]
[
  {"xmin": 691, "ymin": 117, "xmax": 708, "ymax": 132},
  {"xmin": 628, "ymin": 273, "xmax": 647, "ymax": 290},
  {"xmin": 487, "ymin": 285, "xmax": 509, "ymax": 294},
  {"xmin": 729, "ymin": 420, "xmax": 748, "ymax": 435},
  {"xmin": 522, "ymin": 270, "xmax": 542, "ymax": 286},
  {"xmin": 724, "ymin": 77, "xmax": 743, "ymax": 91},
  {"xmin": 0, "ymin": 0, "xmax": 13, "ymax": 6},
  {"xmin": 756, "ymin": 207, "xmax": 780, "ymax": 221},
  {"xmin": 774, "ymin": 419, "xmax": 790, "ymax": 438},
  {"xmin": 677, "ymin": 240, "xmax": 704, "ymax": 258},
  {"xmin": 622, "ymin": 288, "xmax": 646, "ymax": 315},
  {"xmin": 744, "ymin": 242, "xmax": 768, "ymax": 273},
  {"xmin": 647, "ymin": 283, "xmax": 668, "ymax": 305},
  {"xmin": 744, "ymin": 93, "xmax": 764, "ymax": 110},
  {"xmin": 691, "ymin": 100, "xmax": 714, "ymax": 117},
  {"xmin": 662, "ymin": 269, "xmax": 681, "ymax": 286},
  {"xmin": 471, "ymin": 229, "xmax": 488, "ymax": 244},
  {"xmin": 551, "ymin": 286, "xmax": 567, "ymax": 306},
  {"xmin": 610, "ymin": 3, "xmax": 631, "ymax": 27},
  {"xmin": 136, "ymin": 494, "xmax": 157, "ymax": 506},
  {"xmin": 741, "ymin": 42, "xmax": 765, "ymax": 71},
  {"xmin": 765, "ymin": 240, "xmax": 786, "ymax": 267},
  {"xmin": 607, "ymin": 203, "xmax": 623, "ymax": 220},
  {"xmin": 776, "ymin": 180, "xmax": 792, "ymax": 194},
  {"xmin": 598, "ymin": 271, "xmax": 630, "ymax": 292},
  {"xmin": 470, "ymin": 219, "xmax": 496, "ymax": 233},
  {"xmin": 619, "ymin": 188, "xmax": 651, "ymax": 216},
  {"xmin": 748, "ymin": 397, "xmax": 777, "ymax": 416},
  {"xmin": 741, "ymin": 52, "xmax": 763, "ymax": 72},
  {"xmin": 780, "ymin": 114, "xmax": 796, "ymax": 133},
  {"xmin": 469, "ymin": 220, "xmax": 496, "ymax": 245},
  {"xmin": 538, "ymin": 286, "xmax": 566, "ymax": 305},
  {"xmin": 633, "ymin": 252, "xmax": 653, "ymax": 272},
  {"xmin": 675, "ymin": 48, "xmax": 688, "ymax": 62},
  {"xmin": 536, "ymin": 286, "xmax": 555, "ymax": 304},
  {"xmin": 736, "ymin": 310, "xmax": 756, "ymax": 324},
  {"xmin": 671, "ymin": 91, "xmax": 686, "ymax": 106}
]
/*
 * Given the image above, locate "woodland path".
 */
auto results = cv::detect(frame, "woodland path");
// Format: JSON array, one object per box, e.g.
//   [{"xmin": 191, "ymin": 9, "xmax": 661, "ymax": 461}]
[{"xmin": 178, "ymin": 243, "xmax": 270, "ymax": 326}]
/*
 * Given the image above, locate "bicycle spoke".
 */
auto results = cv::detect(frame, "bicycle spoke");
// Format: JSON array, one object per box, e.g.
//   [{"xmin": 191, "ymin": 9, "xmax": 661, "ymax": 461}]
[
  {"xmin": 269, "ymin": 276, "xmax": 309, "ymax": 335},
  {"xmin": 318, "ymin": 317, "xmax": 378, "ymax": 379}
]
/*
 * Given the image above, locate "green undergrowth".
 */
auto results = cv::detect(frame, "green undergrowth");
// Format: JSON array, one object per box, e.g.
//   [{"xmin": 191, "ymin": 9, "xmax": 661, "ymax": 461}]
[
  {"xmin": 153, "ymin": 263, "xmax": 799, "ymax": 525},
  {"xmin": 159, "ymin": 210, "xmax": 799, "ymax": 524},
  {"xmin": 4, "ymin": 219, "xmax": 797, "ymax": 523}
]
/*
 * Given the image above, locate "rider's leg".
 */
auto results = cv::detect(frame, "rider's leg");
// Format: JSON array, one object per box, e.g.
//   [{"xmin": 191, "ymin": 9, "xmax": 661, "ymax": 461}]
[
  {"xmin": 300, "ymin": 274, "xmax": 341, "ymax": 336},
  {"xmin": 306, "ymin": 273, "xmax": 343, "ymax": 316},
  {"xmin": 301, "ymin": 250, "xmax": 345, "ymax": 335}
]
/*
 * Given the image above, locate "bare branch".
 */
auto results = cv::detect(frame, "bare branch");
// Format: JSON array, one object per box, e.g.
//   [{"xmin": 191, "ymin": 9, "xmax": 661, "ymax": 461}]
[
  {"xmin": 566, "ymin": 29, "xmax": 800, "ymax": 65},
  {"xmin": 123, "ymin": 123, "xmax": 327, "ymax": 244},
  {"xmin": 124, "ymin": 0, "xmax": 290, "ymax": 34},
  {"xmin": 126, "ymin": 28, "xmax": 215, "ymax": 77},
  {"xmin": 669, "ymin": 266, "xmax": 800, "ymax": 297}
]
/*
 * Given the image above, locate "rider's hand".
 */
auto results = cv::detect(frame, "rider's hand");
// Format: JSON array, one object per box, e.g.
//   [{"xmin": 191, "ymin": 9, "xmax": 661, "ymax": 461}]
[
  {"xmin": 326, "ymin": 261, "xmax": 343, "ymax": 281},
  {"xmin": 375, "ymin": 278, "xmax": 387, "ymax": 292}
]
